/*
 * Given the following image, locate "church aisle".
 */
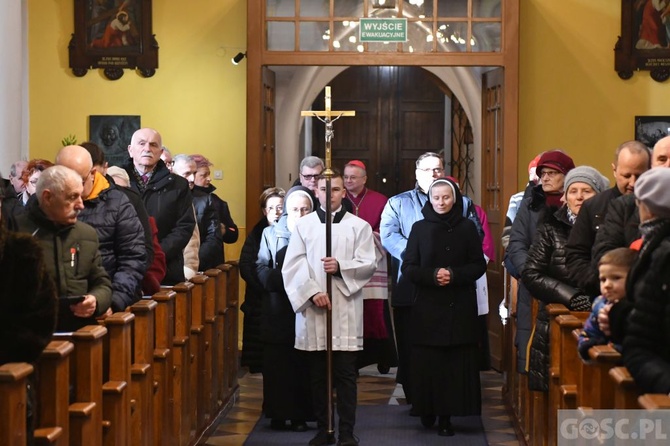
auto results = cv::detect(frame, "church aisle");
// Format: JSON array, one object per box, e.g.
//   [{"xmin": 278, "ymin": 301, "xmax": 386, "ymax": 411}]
[{"xmin": 202, "ymin": 367, "xmax": 519, "ymax": 445}]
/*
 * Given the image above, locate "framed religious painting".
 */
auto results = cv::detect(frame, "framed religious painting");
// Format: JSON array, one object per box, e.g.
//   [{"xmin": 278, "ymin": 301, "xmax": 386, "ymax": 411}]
[
  {"xmin": 615, "ymin": 0, "xmax": 670, "ymax": 82},
  {"xmin": 69, "ymin": 0, "xmax": 159, "ymax": 80},
  {"xmin": 635, "ymin": 115, "xmax": 670, "ymax": 147}
]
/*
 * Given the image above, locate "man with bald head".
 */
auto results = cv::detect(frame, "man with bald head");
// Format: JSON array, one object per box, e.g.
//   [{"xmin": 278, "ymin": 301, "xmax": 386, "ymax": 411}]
[
  {"xmin": 566, "ymin": 140, "xmax": 650, "ymax": 296},
  {"xmin": 56, "ymin": 145, "xmax": 146, "ymax": 311},
  {"xmin": 593, "ymin": 136, "xmax": 668, "ymax": 265},
  {"xmin": 123, "ymin": 128, "xmax": 195, "ymax": 284}
]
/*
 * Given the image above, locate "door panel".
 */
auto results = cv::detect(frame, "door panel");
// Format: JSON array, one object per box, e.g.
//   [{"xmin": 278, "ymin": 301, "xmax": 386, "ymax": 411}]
[
  {"xmin": 262, "ymin": 67, "xmax": 276, "ymax": 188},
  {"xmin": 311, "ymin": 66, "xmax": 445, "ymax": 198},
  {"xmin": 482, "ymin": 67, "xmax": 505, "ymax": 371}
]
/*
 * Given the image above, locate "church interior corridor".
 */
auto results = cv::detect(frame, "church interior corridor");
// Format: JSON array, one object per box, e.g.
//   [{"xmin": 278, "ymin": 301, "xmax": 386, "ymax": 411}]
[{"xmin": 202, "ymin": 366, "xmax": 519, "ymax": 445}]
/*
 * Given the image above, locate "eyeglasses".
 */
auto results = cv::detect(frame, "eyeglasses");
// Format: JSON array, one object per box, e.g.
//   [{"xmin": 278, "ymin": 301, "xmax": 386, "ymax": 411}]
[
  {"xmin": 539, "ymin": 170, "xmax": 561, "ymax": 178},
  {"xmin": 265, "ymin": 205, "xmax": 283, "ymax": 212},
  {"xmin": 300, "ymin": 173, "xmax": 321, "ymax": 180},
  {"xmin": 343, "ymin": 175, "xmax": 361, "ymax": 181},
  {"xmin": 81, "ymin": 169, "xmax": 93, "ymax": 187},
  {"xmin": 417, "ymin": 167, "xmax": 444, "ymax": 174}
]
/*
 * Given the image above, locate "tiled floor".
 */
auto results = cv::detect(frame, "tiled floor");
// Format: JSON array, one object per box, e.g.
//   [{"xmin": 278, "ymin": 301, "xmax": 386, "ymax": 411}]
[{"xmin": 203, "ymin": 367, "xmax": 520, "ymax": 445}]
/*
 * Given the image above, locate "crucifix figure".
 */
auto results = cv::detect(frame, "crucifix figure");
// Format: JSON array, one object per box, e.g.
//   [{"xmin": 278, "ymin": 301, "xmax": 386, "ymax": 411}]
[
  {"xmin": 300, "ymin": 86, "xmax": 355, "ymax": 439},
  {"xmin": 302, "ymin": 86, "xmax": 355, "ymax": 177}
]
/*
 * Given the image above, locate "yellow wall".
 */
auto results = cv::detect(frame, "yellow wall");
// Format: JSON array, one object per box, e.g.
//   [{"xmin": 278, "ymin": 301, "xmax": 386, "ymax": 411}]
[
  {"xmin": 519, "ymin": 0, "xmax": 669, "ymax": 188},
  {"xmin": 28, "ymin": 0, "xmax": 248, "ymax": 252},
  {"xmin": 31, "ymin": 2, "xmax": 663, "ymax": 222}
]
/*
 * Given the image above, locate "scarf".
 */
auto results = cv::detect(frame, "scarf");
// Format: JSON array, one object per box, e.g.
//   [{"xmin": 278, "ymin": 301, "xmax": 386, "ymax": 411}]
[{"xmin": 544, "ymin": 192, "xmax": 563, "ymax": 208}]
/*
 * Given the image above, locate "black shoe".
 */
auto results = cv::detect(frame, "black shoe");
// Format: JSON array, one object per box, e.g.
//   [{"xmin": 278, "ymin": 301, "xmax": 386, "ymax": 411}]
[
  {"xmin": 309, "ymin": 430, "xmax": 336, "ymax": 446},
  {"xmin": 438, "ymin": 426, "xmax": 455, "ymax": 437},
  {"xmin": 291, "ymin": 420, "xmax": 309, "ymax": 432},
  {"xmin": 337, "ymin": 432, "xmax": 359, "ymax": 446},
  {"xmin": 420, "ymin": 415, "xmax": 436, "ymax": 428},
  {"xmin": 270, "ymin": 419, "xmax": 287, "ymax": 430},
  {"xmin": 438, "ymin": 416, "xmax": 454, "ymax": 437},
  {"xmin": 377, "ymin": 363, "xmax": 390, "ymax": 374}
]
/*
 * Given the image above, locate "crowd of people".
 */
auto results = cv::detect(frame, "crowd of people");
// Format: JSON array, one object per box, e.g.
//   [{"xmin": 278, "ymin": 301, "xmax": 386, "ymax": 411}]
[
  {"xmin": 504, "ymin": 136, "xmax": 670, "ymax": 401},
  {"xmin": 236, "ymin": 151, "xmax": 494, "ymax": 445},
  {"xmin": 5, "ymin": 133, "xmax": 670, "ymax": 446},
  {"xmin": 0, "ymin": 144, "xmax": 496, "ymax": 445},
  {"xmin": 0, "ymin": 126, "xmax": 238, "ymax": 337},
  {"xmin": 0, "ymin": 127, "xmax": 242, "ymax": 443}
]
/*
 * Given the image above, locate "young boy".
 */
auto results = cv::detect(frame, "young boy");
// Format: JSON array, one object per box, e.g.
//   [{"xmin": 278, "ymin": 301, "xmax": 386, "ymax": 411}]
[
  {"xmin": 282, "ymin": 171, "xmax": 377, "ymax": 446},
  {"xmin": 577, "ymin": 247, "xmax": 637, "ymax": 361}
]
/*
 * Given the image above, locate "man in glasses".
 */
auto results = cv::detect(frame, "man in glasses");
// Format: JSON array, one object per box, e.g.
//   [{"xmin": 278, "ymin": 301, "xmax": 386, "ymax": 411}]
[
  {"xmin": 380, "ymin": 151, "xmax": 446, "ymax": 406},
  {"xmin": 295, "ymin": 156, "xmax": 324, "ymax": 193}
]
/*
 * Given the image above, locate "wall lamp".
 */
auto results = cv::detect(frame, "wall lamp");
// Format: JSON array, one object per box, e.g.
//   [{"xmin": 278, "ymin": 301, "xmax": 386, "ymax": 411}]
[{"xmin": 232, "ymin": 52, "xmax": 247, "ymax": 65}]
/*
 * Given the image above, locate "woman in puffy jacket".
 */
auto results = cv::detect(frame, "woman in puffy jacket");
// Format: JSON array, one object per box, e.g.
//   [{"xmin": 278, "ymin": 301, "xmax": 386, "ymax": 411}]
[{"xmin": 522, "ymin": 166, "xmax": 609, "ymax": 391}]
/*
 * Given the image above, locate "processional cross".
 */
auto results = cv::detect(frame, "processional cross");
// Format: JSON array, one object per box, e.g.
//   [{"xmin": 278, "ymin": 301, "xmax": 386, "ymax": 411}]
[{"xmin": 300, "ymin": 86, "xmax": 355, "ymax": 439}]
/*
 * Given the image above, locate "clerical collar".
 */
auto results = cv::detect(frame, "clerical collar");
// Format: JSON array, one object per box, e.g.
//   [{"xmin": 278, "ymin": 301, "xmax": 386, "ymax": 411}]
[{"xmin": 315, "ymin": 206, "xmax": 347, "ymax": 223}]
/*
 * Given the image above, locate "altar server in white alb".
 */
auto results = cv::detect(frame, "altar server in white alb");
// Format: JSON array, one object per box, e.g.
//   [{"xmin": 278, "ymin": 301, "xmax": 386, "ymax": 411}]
[{"xmin": 282, "ymin": 170, "xmax": 377, "ymax": 446}]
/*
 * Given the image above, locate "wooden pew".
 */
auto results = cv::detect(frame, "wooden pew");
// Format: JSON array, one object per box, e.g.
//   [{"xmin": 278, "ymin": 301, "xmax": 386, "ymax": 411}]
[
  {"xmin": 556, "ymin": 313, "xmax": 588, "ymax": 410},
  {"xmin": 579, "ymin": 344, "xmax": 621, "ymax": 410},
  {"xmin": 188, "ymin": 275, "xmax": 206, "ymax": 435},
  {"xmin": 151, "ymin": 290, "xmax": 176, "ymax": 446},
  {"xmin": 221, "ymin": 262, "xmax": 240, "ymax": 394},
  {"xmin": 102, "ymin": 312, "xmax": 134, "ymax": 446},
  {"xmin": 66, "ymin": 325, "xmax": 107, "ymax": 446},
  {"xmin": 211, "ymin": 267, "xmax": 228, "ymax": 407},
  {"xmin": 0, "ymin": 363, "xmax": 34, "ymax": 446},
  {"xmin": 1, "ymin": 262, "xmax": 243, "ymax": 446},
  {"xmin": 610, "ymin": 366, "xmax": 640, "ymax": 409},
  {"xmin": 204, "ymin": 268, "xmax": 223, "ymax": 415},
  {"xmin": 190, "ymin": 274, "xmax": 213, "ymax": 427},
  {"xmin": 130, "ymin": 300, "xmax": 157, "ymax": 446},
  {"xmin": 639, "ymin": 393, "xmax": 670, "ymax": 409},
  {"xmin": 35, "ymin": 340, "xmax": 74, "ymax": 446},
  {"xmin": 171, "ymin": 282, "xmax": 193, "ymax": 445}
]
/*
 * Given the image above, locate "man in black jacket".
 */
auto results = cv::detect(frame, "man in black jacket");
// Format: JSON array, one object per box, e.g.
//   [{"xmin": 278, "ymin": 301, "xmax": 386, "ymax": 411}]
[
  {"xmin": 124, "ymin": 128, "xmax": 195, "ymax": 285},
  {"xmin": 56, "ymin": 145, "xmax": 146, "ymax": 312},
  {"xmin": 15, "ymin": 165, "xmax": 112, "ymax": 331},
  {"xmin": 565, "ymin": 141, "xmax": 649, "ymax": 296},
  {"xmin": 592, "ymin": 137, "xmax": 670, "ymax": 271}
]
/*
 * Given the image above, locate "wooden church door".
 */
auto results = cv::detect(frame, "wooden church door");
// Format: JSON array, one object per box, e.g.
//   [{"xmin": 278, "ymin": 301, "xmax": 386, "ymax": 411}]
[{"xmin": 310, "ymin": 66, "xmax": 446, "ymax": 198}]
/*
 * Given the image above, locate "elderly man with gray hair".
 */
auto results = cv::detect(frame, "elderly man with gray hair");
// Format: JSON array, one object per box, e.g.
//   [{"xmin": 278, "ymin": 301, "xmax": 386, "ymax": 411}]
[{"xmin": 15, "ymin": 165, "xmax": 112, "ymax": 332}]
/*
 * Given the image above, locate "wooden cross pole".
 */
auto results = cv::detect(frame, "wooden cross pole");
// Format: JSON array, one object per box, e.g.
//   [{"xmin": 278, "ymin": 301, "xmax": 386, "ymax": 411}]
[{"xmin": 300, "ymin": 86, "xmax": 355, "ymax": 439}]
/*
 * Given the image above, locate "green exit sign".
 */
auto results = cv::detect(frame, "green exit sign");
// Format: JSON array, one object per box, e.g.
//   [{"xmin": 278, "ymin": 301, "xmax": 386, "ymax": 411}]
[{"xmin": 359, "ymin": 18, "xmax": 408, "ymax": 42}]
